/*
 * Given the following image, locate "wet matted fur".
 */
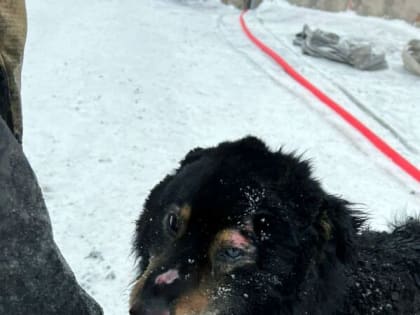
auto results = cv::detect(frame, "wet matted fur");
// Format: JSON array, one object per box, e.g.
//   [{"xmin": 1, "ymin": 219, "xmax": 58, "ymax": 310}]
[{"xmin": 131, "ymin": 137, "xmax": 420, "ymax": 315}]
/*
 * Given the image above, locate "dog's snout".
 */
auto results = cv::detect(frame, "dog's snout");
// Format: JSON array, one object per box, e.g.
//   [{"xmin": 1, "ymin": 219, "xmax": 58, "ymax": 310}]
[
  {"xmin": 129, "ymin": 302, "xmax": 170, "ymax": 315},
  {"xmin": 130, "ymin": 269, "xmax": 182, "ymax": 315}
]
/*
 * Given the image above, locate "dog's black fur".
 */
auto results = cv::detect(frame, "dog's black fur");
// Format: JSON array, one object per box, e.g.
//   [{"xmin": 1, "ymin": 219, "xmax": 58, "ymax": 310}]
[{"xmin": 132, "ymin": 137, "xmax": 420, "ymax": 315}]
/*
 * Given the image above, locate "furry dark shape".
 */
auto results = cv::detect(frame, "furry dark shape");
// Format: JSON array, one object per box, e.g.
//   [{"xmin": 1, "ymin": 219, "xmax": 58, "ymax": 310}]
[
  {"xmin": 0, "ymin": 119, "xmax": 103, "ymax": 315},
  {"xmin": 131, "ymin": 136, "xmax": 420, "ymax": 315}
]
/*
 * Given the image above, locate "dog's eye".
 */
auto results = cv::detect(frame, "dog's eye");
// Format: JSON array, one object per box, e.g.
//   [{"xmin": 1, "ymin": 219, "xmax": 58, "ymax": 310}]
[
  {"xmin": 222, "ymin": 247, "xmax": 245, "ymax": 260},
  {"xmin": 167, "ymin": 213, "xmax": 180, "ymax": 235}
]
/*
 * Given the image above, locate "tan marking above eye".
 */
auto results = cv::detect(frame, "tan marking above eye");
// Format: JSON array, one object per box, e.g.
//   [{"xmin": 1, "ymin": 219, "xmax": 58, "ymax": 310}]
[
  {"xmin": 212, "ymin": 229, "xmax": 249, "ymax": 248},
  {"xmin": 180, "ymin": 204, "xmax": 191, "ymax": 225},
  {"xmin": 209, "ymin": 229, "xmax": 256, "ymax": 264},
  {"xmin": 177, "ymin": 204, "xmax": 191, "ymax": 238}
]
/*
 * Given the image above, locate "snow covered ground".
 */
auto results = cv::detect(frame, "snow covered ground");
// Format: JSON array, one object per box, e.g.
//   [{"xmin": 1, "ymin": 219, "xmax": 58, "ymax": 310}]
[{"xmin": 22, "ymin": 0, "xmax": 419, "ymax": 314}]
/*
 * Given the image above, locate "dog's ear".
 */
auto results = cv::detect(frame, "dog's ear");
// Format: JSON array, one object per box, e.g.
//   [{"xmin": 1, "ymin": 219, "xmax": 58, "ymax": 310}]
[
  {"xmin": 317, "ymin": 195, "xmax": 361, "ymax": 262},
  {"xmin": 180, "ymin": 147, "xmax": 206, "ymax": 167}
]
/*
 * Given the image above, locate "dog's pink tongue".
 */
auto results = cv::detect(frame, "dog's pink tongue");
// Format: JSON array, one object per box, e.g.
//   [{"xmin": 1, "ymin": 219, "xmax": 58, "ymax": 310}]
[{"xmin": 155, "ymin": 269, "xmax": 180, "ymax": 285}]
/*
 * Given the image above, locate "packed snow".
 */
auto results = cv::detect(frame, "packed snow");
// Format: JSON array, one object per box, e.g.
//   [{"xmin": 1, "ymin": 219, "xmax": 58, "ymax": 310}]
[{"xmin": 22, "ymin": 0, "xmax": 419, "ymax": 314}]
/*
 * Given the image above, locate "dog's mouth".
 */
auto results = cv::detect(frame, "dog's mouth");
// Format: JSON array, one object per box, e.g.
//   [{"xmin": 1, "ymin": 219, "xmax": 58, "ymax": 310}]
[
  {"xmin": 130, "ymin": 284, "xmax": 210, "ymax": 315},
  {"xmin": 129, "ymin": 303, "xmax": 205, "ymax": 315}
]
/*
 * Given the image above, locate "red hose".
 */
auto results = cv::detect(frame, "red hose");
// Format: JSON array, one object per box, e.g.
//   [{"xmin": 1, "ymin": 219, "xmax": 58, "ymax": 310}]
[{"xmin": 240, "ymin": 11, "xmax": 420, "ymax": 183}]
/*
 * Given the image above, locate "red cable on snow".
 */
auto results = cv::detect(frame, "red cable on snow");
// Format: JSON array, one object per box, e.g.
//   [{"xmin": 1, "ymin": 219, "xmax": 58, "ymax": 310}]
[{"xmin": 239, "ymin": 11, "xmax": 420, "ymax": 183}]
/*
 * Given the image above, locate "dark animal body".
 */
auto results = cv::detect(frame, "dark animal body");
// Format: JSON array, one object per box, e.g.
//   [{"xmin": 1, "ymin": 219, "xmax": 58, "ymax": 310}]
[{"xmin": 131, "ymin": 137, "xmax": 420, "ymax": 315}]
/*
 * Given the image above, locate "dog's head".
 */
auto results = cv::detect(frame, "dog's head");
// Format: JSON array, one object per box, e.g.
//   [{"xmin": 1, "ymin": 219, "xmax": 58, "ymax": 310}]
[{"xmin": 130, "ymin": 137, "xmax": 362, "ymax": 315}]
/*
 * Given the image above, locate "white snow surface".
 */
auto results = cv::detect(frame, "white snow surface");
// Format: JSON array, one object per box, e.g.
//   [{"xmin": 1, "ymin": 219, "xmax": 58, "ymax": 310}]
[{"xmin": 22, "ymin": 0, "xmax": 419, "ymax": 314}]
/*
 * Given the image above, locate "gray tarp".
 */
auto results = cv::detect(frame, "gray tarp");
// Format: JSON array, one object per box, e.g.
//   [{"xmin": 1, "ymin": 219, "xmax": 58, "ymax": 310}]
[
  {"xmin": 402, "ymin": 39, "xmax": 420, "ymax": 76},
  {"xmin": 0, "ymin": 119, "xmax": 103, "ymax": 315},
  {"xmin": 293, "ymin": 25, "xmax": 388, "ymax": 71}
]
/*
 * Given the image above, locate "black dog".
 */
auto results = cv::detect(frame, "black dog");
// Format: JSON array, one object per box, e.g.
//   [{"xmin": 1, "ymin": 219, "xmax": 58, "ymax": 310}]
[{"xmin": 130, "ymin": 137, "xmax": 420, "ymax": 315}]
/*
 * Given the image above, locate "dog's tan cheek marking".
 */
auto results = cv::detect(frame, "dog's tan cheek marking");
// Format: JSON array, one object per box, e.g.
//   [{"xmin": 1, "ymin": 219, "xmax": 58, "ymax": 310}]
[
  {"xmin": 129, "ymin": 279, "xmax": 144, "ymax": 308},
  {"xmin": 173, "ymin": 289, "xmax": 209, "ymax": 315},
  {"xmin": 129, "ymin": 257, "xmax": 160, "ymax": 307}
]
